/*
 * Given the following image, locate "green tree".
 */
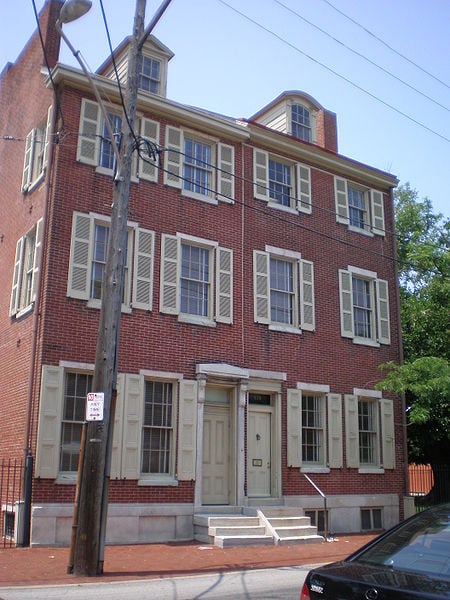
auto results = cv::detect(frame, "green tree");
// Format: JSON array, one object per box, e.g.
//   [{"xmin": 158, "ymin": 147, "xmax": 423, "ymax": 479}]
[{"xmin": 377, "ymin": 184, "xmax": 450, "ymax": 502}]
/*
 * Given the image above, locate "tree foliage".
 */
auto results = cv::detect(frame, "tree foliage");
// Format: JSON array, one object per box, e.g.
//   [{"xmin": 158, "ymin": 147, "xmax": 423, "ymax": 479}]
[{"xmin": 377, "ymin": 184, "xmax": 450, "ymax": 466}]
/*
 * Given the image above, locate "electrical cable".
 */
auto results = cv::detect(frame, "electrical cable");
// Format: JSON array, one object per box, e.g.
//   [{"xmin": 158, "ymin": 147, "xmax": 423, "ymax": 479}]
[
  {"xmin": 217, "ymin": 0, "xmax": 450, "ymax": 144},
  {"xmin": 273, "ymin": 0, "xmax": 450, "ymax": 113},
  {"xmin": 320, "ymin": 0, "xmax": 450, "ymax": 90}
]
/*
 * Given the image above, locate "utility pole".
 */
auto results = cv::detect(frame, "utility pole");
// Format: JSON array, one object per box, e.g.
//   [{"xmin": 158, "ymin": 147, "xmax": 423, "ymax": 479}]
[{"xmin": 69, "ymin": 0, "xmax": 172, "ymax": 576}]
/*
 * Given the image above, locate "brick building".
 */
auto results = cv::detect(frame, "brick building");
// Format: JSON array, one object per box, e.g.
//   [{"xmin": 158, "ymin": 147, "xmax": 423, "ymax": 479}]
[{"xmin": 0, "ymin": 0, "xmax": 410, "ymax": 547}]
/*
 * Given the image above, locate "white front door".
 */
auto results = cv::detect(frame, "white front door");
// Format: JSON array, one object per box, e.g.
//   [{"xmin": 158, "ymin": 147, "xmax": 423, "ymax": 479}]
[
  {"xmin": 247, "ymin": 410, "xmax": 272, "ymax": 497},
  {"xmin": 202, "ymin": 405, "xmax": 230, "ymax": 504}
]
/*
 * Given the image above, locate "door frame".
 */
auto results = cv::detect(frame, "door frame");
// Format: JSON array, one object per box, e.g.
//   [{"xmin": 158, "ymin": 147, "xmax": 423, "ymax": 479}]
[{"xmin": 201, "ymin": 385, "xmax": 237, "ymax": 506}]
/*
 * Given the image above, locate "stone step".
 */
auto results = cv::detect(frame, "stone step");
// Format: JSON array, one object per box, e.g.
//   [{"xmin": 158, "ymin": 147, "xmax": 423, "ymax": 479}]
[
  {"xmin": 200, "ymin": 516, "xmax": 260, "ymax": 528},
  {"xmin": 277, "ymin": 534, "xmax": 324, "ymax": 546},
  {"xmin": 268, "ymin": 517, "xmax": 311, "ymax": 527},
  {"xmin": 274, "ymin": 525, "xmax": 318, "ymax": 538},
  {"xmin": 261, "ymin": 507, "xmax": 305, "ymax": 518},
  {"xmin": 209, "ymin": 525, "xmax": 267, "ymax": 537},
  {"xmin": 215, "ymin": 534, "xmax": 274, "ymax": 548}
]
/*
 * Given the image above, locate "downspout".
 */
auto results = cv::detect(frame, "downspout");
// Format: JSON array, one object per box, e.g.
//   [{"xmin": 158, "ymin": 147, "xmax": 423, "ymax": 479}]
[{"xmin": 23, "ymin": 99, "xmax": 58, "ymax": 459}]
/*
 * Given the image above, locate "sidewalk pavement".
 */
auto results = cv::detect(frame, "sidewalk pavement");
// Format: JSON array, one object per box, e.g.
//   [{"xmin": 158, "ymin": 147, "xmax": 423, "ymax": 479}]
[{"xmin": 0, "ymin": 534, "xmax": 375, "ymax": 587}]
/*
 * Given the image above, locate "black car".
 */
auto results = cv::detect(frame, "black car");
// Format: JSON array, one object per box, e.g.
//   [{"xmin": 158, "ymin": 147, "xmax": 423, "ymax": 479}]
[{"xmin": 301, "ymin": 503, "xmax": 450, "ymax": 599}]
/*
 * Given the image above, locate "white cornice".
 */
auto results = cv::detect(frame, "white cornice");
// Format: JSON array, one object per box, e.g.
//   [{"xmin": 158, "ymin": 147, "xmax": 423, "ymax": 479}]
[{"xmin": 47, "ymin": 64, "xmax": 399, "ymax": 188}]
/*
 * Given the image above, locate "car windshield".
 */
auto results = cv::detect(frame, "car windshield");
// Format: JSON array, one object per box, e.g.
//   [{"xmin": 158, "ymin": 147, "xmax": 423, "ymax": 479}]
[{"xmin": 354, "ymin": 506, "xmax": 450, "ymax": 579}]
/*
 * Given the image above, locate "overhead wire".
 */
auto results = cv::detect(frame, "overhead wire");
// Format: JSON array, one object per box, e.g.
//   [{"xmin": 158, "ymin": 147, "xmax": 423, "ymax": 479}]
[
  {"xmin": 217, "ymin": 0, "xmax": 450, "ymax": 144},
  {"xmin": 273, "ymin": 0, "xmax": 450, "ymax": 113},
  {"xmin": 320, "ymin": 0, "xmax": 450, "ymax": 90}
]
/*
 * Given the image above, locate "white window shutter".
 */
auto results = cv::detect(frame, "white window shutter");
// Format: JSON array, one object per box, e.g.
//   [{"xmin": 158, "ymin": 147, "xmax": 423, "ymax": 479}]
[
  {"xmin": 381, "ymin": 399, "xmax": 395, "ymax": 469},
  {"xmin": 77, "ymin": 99, "xmax": 100, "ymax": 165},
  {"xmin": 9, "ymin": 237, "xmax": 24, "ymax": 316},
  {"xmin": 160, "ymin": 234, "xmax": 179, "ymax": 314},
  {"xmin": 21, "ymin": 129, "xmax": 35, "ymax": 192},
  {"xmin": 164, "ymin": 126, "xmax": 183, "ymax": 188},
  {"xmin": 30, "ymin": 218, "xmax": 43, "ymax": 304},
  {"xmin": 253, "ymin": 149, "xmax": 269, "ymax": 200},
  {"xmin": 287, "ymin": 389, "xmax": 302, "ymax": 467},
  {"xmin": 296, "ymin": 164, "xmax": 312, "ymax": 214},
  {"xmin": 35, "ymin": 365, "xmax": 63, "ymax": 479},
  {"xmin": 177, "ymin": 380, "xmax": 198, "ymax": 480},
  {"xmin": 344, "ymin": 394, "xmax": 359, "ymax": 468},
  {"xmin": 300, "ymin": 259, "xmax": 315, "ymax": 331},
  {"xmin": 327, "ymin": 394, "xmax": 343, "ymax": 468},
  {"xmin": 138, "ymin": 118, "xmax": 159, "ymax": 182},
  {"xmin": 42, "ymin": 104, "xmax": 53, "ymax": 173},
  {"xmin": 121, "ymin": 373, "xmax": 143, "ymax": 480},
  {"xmin": 67, "ymin": 212, "xmax": 92, "ymax": 300},
  {"xmin": 334, "ymin": 177, "xmax": 349, "ymax": 224},
  {"xmin": 132, "ymin": 227, "xmax": 154, "ymax": 311},
  {"xmin": 370, "ymin": 190, "xmax": 385, "ymax": 236},
  {"xmin": 110, "ymin": 373, "xmax": 124, "ymax": 479},
  {"xmin": 376, "ymin": 278, "xmax": 391, "ymax": 345},
  {"xmin": 339, "ymin": 269, "xmax": 354, "ymax": 338},
  {"xmin": 217, "ymin": 143, "xmax": 235, "ymax": 202},
  {"xmin": 216, "ymin": 246, "xmax": 233, "ymax": 324},
  {"xmin": 253, "ymin": 250, "xmax": 270, "ymax": 323}
]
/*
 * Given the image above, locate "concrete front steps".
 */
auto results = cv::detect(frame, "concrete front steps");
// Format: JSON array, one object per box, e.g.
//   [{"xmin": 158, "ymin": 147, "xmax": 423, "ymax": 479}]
[{"xmin": 194, "ymin": 506, "xmax": 324, "ymax": 548}]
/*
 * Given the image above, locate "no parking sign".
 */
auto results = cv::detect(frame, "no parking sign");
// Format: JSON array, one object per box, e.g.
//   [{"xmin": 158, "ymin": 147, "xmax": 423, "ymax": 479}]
[{"xmin": 86, "ymin": 392, "xmax": 104, "ymax": 421}]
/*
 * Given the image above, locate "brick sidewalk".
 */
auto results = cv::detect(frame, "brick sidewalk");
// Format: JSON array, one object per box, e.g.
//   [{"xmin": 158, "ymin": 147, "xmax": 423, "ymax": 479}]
[{"xmin": 0, "ymin": 535, "xmax": 375, "ymax": 587}]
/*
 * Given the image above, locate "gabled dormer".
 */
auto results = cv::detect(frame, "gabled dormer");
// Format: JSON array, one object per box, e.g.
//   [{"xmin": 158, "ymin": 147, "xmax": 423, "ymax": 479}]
[
  {"xmin": 98, "ymin": 35, "xmax": 174, "ymax": 98},
  {"xmin": 250, "ymin": 91, "xmax": 338, "ymax": 153}
]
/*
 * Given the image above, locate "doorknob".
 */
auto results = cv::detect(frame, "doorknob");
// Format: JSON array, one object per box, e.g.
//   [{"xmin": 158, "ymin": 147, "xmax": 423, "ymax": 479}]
[{"xmin": 256, "ymin": 433, "xmax": 261, "ymax": 441}]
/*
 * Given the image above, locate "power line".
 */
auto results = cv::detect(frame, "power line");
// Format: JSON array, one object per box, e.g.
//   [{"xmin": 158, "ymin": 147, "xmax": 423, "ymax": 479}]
[
  {"xmin": 273, "ymin": 0, "xmax": 450, "ymax": 113},
  {"xmin": 321, "ymin": 0, "xmax": 450, "ymax": 91},
  {"xmin": 217, "ymin": 0, "xmax": 450, "ymax": 144}
]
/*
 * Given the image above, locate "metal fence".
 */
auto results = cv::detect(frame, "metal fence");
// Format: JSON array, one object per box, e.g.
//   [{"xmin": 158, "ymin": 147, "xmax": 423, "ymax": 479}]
[
  {"xmin": 409, "ymin": 464, "xmax": 450, "ymax": 511},
  {"xmin": 0, "ymin": 458, "xmax": 24, "ymax": 548}
]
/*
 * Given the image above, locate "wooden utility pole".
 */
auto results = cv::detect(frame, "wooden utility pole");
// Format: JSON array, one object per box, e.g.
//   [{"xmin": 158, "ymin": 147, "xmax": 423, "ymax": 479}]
[{"xmin": 70, "ymin": 0, "xmax": 172, "ymax": 576}]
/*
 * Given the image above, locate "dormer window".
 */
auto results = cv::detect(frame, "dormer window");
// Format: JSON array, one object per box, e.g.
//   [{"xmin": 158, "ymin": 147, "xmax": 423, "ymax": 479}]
[
  {"xmin": 291, "ymin": 103, "xmax": 312, "ymax": 142},
  {"xmin": 139, "ymin": 55, "xmax": 161, "ymax": 94}
]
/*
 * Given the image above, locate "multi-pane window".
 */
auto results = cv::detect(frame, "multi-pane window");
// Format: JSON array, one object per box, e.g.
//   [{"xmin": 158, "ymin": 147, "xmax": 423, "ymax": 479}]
[
  {"xmin": 141, "ymin": 381, "xmax": 173, "ymax": 474},
  {"xmin": 139, "ymin": 55, "xmax": 161, "ymax": 94},
  {"xmin": 180, "ymin": 243, "xmax": 210, "ymax": 317},
  {"xmin": 183, "ymin": 138, "xmax": 212, "ymax": 196},
  {"xmin": 352, "ymin": 277, "xmax": 373, "ymax": 339},
  {"xmin": 160, "ymin": 234, "xmax": 233, "ymax": 325},
  {"xmin": 348, "ymin": 186, "xmax": 368, "ymax": 231},
  {"xmin": 254, "ymin": 249, "xmax": 315, "ymax": 332},
  {"xmin": 269, "ymin": 159, "xmax": 292, "ymax": 207},
  {"xmin": 361, "ymin": 508, "xmax": 382, "ymax": 531},
  {"xmin": 68, "ymin": 212, "xmax": 154, "ymax": 312},
  {"xmin": 339, "ymin": 268, "xmax": 390, "ymax": 346},
  {"xmin": 302, "ymin": 395, "xmax": 324, "ymax": 464},
  {"xmin": 10, "ymin": 220, "xmax": 42, "ymax": 317},
  {"xmin": 291, "ymin": 103, "xmax": 311, "ymax": 142},
  {"xmin": 60, "ymin": 372, "xmax": 92, "ymax": 472},
  {"xmin": 100, "ymin": 113, "xmax": 122, "ymax": 171},
  {"xmin": 253, "ymin": 149, "xmax": 312, "ymax": 214},
  {"xmin": 21, "ymin": 107, "xmax": 51, "ymax": 193},
  {"xmin": 335, "ymin": 177, "xmax": 385, "ymax": 236},
  {"xmin": 358, "ymin": 399, "xmax": 378, "ymax": 465},
  {"xmin": 270, "ymin": 257, "xmax": 295, "ymax": 325}
]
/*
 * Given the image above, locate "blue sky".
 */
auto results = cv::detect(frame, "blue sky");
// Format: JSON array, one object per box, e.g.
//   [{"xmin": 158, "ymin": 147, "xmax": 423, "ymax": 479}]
[{"xmin": 1, "ymin": 0, "xmax": 449, "ymax": 218}]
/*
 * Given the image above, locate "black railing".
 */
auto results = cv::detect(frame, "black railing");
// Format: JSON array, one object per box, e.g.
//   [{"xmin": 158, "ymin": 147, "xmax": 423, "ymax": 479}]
[
  {"xmin": 409, "ymin": 464, "xmax": 450, "ymax": 511},
  {"xmin": 0, "ymin": 458, "xmax": 25, "ymax": 548}
]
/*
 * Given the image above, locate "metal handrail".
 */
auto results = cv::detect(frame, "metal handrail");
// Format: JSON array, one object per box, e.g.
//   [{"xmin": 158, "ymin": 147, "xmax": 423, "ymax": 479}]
[{"xmin": 303, "ymin": 473, "xmax": 329, "ymax": 540}]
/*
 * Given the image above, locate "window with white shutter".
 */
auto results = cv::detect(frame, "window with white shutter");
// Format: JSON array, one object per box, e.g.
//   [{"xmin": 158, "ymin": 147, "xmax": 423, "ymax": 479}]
[
  {"xmin": 164, "ymin": 127, "xmax": 235, "ymax": 202},
  {"xmin": 160, "ymin": 233, "xmax": 233, "ymax": 326},
  {"xmin": 253, "ymin": 148, "xmax": 312, "ymax": 214},
  {"xmin": 338, "ymin": 266, "xmax": 391, "ymax": 346},
  {"xmin": 253, "ymin": 248, "xmax": 315, "ymax": 333},
  {"xmin": 21, "ymin": 107, "xmax": 52, "ymax": 193},
  {"xmin": 9, "ymin": 218, "xmax": 43, "ymax": 317},
  {"xmin": 334, "ymin": 177, "xmax": 385, "ymax": 236},
  {"xmin": 67, "ymin": 212, "xmax": 154, "ymax": 311}
]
